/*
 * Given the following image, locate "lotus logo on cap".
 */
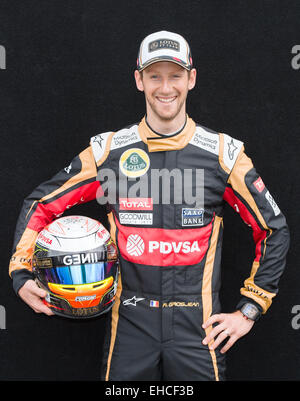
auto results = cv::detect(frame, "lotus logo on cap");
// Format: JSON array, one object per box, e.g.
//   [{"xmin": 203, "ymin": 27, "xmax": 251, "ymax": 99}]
[{"xmin": 148, "ymin": 39, "xmax": 180, "ymax": 52}]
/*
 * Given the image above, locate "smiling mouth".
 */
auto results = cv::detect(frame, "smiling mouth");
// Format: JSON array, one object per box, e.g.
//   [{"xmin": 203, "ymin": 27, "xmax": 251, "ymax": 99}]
[{"xmin": 156, "ymin": 96, "xmax": 177, "ymax": 104}]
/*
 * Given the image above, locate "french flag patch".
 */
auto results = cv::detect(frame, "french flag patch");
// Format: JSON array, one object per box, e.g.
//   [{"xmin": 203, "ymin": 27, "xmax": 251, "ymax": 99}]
[{"xmin": 150, "ymin": 300, "xmax": 159, "ymax": 308}]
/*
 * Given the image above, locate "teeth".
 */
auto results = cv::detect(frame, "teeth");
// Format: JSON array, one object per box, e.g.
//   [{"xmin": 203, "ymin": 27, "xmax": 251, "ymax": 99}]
[{"xmin": 157, "ymin": 97, "xmax": 176, "ymax": 103}]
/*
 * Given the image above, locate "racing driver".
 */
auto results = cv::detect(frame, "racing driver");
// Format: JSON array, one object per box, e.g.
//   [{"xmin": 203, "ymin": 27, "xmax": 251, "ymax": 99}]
[{"xmin": 9, "ymin": 31, "xmax": 290, "ymax": 381}]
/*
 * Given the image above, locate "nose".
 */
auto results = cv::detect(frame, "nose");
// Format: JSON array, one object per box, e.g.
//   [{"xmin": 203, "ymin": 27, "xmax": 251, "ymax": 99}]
[{"xmin": 160, "ymin": 78, "xmax": 172, "ymax": 94}]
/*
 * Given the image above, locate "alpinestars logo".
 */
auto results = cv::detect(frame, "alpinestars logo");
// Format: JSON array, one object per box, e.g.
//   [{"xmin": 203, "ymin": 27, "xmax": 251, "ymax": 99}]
[
  {"xmin": 64, "ymin": 163, "xmax": 72, "ymax": 174},
  {"xmin": 123, "ymin": 296, "xmax": 145, "ymax": 306},
  {"xmin": 227, "ymin": 139, "xmax": 238, "ymax": 160},
  {"xmin": 92, "ymin": 134, "xmax": 104, "ymax": 149}
]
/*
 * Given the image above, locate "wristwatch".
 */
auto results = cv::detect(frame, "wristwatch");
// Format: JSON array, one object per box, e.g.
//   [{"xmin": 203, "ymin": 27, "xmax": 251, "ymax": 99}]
[{"xmin": 240, "ymin": 303, "xmax": 261, "ymax": 321}]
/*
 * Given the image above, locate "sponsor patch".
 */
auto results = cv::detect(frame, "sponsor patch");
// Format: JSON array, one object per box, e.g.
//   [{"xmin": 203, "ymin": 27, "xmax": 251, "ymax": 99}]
[
  {"xmin": 110, "ymin": 127, "xmax": 141, "ymax": 150},
  {"xmin": 190, "ymin": 127, "xmax": 219, "ymax": 155},
  {"xmin": 117, "ymin": 221, "xmax": 212, "ymax": 266},
  {"xmin": 253, "ymin": 177, "xmax": 265, "ymax": 193},
  {"xmin": 119, "ymin": 198, "xmax": 153, "ymax": 210},
  {"xmin": 126, "ymin": 235, "xmax": 201, "ymax": 257},
  {"xmin": 119, "ymin": 212, "xmax": 153, "ymax": 225},
  {"xmin": 119, "ymin": 148, "xmax": 150, "ymax": 178},
  {"xmin": 149, "ymin": 39, "xmax": 180, "ymax": 52},
  {"xmin": 181, "ymin": 208, "xmax": 204, "ymax": 226},
  {"xmin": 265, "ymin": 191, "xmax": 280, "ymax": 216}
]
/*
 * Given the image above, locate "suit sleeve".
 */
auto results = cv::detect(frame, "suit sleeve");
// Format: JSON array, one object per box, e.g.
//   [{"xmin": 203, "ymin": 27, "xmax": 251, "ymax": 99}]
[
  {"xmin": 223, "ymin": 148, "xmax": 290, "ymax": 314},
  {"xmin": 9, "ymin": 146, "xmax": 101, "ymax": 294}
]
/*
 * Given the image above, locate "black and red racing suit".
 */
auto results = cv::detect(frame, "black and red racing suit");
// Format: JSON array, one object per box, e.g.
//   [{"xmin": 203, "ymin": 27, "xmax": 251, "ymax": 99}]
[{"xmin": 9, "ymin": 115, "xmax": 290, "ymax": 381}]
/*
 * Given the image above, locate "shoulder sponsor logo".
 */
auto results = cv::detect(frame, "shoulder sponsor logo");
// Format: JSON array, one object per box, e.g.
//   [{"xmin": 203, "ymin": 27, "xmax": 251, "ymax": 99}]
[
  {"xmin": 119, "ymin": 212, "xmax": 153, "ymax": 225},
  {"xmin": 123, "ymin": 296, "xmax": 145, "ymax": 306},
  {"xmin": 119, "ymin": 198, "xmax": 153, "ymax": 210},
  {"xmin": 119, "ymin": 148, "xmax": 150, "ymax": 178},
  {"xmin": 182, "ymin": 208, "xmax": 204, "ymax": 226},
  {"xmin": 265, "ymin": 191, "xmax": 280, "ymax": 216},
  {"xmin": 111, "ymin": 127, "xmax": 141, "ymax": 150},
  {"xmin": 190, "ymin": 127, "xmax": 219, "ymax": 155},
  {"xmin": 253, "ymin": 177, "xmax": 265, "ymax": 193}
]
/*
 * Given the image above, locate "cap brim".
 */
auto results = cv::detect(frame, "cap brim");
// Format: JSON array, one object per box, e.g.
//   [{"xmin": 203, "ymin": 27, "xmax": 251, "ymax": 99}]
[{"xmin": 138, "ymin": 56, "xmax": 191, "ymax": 72}]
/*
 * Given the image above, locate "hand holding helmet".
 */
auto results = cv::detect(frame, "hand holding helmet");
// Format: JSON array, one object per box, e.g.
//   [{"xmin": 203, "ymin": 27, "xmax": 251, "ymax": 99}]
[
  {"xmin": 28, "ymin": 215, "xmax": 119, "ymax": 319},
  {"xmin": 18, "ymin": 279, "xmax": 54, "ymax": 316}
]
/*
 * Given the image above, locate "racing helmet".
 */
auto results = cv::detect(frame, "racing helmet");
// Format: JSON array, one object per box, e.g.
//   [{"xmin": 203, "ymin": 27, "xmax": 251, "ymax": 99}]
[{"xmin": 32, "ymin": 215, "xmax": 119, "ymax": 319}]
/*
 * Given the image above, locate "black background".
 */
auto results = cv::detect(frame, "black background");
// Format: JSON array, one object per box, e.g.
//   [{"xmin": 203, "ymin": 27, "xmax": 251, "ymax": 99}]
[{"xmin": 0, "ymin": 0, "xmax": 299, "ymax": 381}]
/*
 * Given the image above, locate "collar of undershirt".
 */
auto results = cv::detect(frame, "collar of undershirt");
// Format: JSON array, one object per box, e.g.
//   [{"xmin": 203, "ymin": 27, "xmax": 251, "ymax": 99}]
[
  {"xmin": 145, "ymin": 115, "xmax": 187, "ymax": 138},
  {"xmin": 138, "ymin": 114, "xmax": 196, "ymax": 152}
]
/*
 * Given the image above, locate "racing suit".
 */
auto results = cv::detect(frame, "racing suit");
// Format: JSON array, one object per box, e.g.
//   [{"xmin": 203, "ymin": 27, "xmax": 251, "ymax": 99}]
[{"xmin": 9, "ymin": 115, "xmax": 290, "ymax": 381}]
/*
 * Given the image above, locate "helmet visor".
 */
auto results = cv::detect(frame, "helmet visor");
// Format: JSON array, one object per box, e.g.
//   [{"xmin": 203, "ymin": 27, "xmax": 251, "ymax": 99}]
[{"xmin": 36, "ymin": 261, "xmax": 117, "ymax": 286}]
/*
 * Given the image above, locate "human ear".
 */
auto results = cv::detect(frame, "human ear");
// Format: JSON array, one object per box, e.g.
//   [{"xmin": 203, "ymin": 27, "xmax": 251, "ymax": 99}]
[
  {"xmin": 188, "ymin": 68, "xmax": 197, "ymax": 90},
  {"xmin": 134, "ymin": 70, "xmax": 144, "ymax": 92}
]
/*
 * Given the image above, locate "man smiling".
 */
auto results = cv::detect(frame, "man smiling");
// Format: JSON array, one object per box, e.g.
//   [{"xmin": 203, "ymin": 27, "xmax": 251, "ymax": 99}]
[
  {"xmin": 135, "ymin": 62, "xmax": 196, "ymax": 130},
  {"xmin": 9, "ymin": 31, "xmax": 289, "ymax": 381}
]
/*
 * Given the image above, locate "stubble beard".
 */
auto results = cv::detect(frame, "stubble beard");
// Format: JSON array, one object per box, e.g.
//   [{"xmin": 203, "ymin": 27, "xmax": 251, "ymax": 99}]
[{"xmin": 146, "ymin": 95, "xmax": 186, "ymax": 122}]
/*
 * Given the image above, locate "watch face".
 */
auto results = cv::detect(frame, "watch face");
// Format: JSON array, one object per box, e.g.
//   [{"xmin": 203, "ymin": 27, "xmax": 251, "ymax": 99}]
[{"xmin": 242, "ymin": 303, "xmax": 260, "ymax": 320}]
